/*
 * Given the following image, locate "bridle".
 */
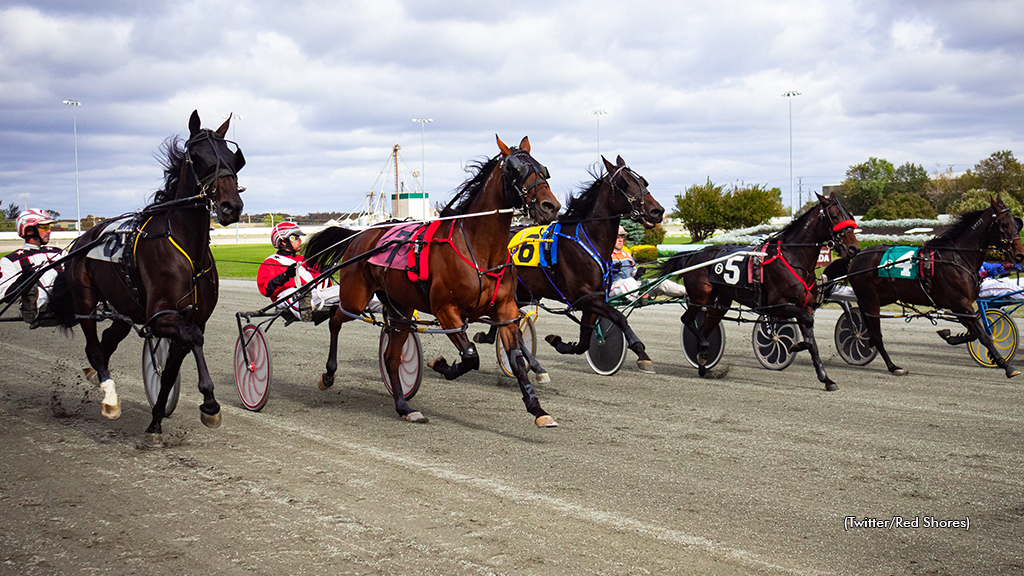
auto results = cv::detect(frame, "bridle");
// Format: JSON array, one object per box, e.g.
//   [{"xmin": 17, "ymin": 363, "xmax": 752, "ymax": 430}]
[
  {"xmin": 184, "ymin": 129, "xmax": 245, "ymax": 206},
  {"xmin": 608, "ymin": 164, "xmax": 650, "ymax": 224},
  {"xmin": 820, "ymin": 199, "xmax": 857, "ymax": 252},
  {"xmin": 988, "ymin": 206, "xmax": 1022, "ymax": 258},
  {"xmin": 502, "ymin": 149, "xmax": 551, "ymax": 219}
]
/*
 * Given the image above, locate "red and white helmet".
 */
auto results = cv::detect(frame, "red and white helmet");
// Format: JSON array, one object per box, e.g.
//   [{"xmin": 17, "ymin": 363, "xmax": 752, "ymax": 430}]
[
  {"xmin": 16, "ymin": 209, "xmax": 54, "ymax": 238},
  {"xmin": 271, "ymin": 221, "xmax": 304, "ymax": 249}
]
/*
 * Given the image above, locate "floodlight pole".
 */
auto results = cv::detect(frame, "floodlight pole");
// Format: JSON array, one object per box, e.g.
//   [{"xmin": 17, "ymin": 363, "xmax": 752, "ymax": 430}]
[
  {"xmin": 782, "ymin": 91, "xmax": 801, "ymax": 217},
  {"xmin": 590, "ymin": 110, "xmax": 607, "ymax": 161},
  {"xmin": 412, "ymin": 118, "xmax": 432, "ymax": 194},
  {"xmin": 63, "ymin": 99, "xmax": 81, "ymax": 233}
]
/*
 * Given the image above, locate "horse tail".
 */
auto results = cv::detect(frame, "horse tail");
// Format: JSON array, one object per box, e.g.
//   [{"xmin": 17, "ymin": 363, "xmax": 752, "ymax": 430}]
[
  {"xmin": 654, "ymin": 250, "xmax": 701, "ymax": 277},
  {"xmin": 304, "ymin": 226, "xmax": 360, "ymax": 270},
  {"xmin": 49, "ymin": 272, "xmax": 77, "ymax": 335}
]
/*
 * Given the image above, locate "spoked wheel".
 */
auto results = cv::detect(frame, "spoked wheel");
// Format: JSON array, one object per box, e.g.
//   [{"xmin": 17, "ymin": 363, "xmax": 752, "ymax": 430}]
[
  {"xmin": 752, "ymin": 316, "xmax": 803, "ymax": 370},
  {"xmin": 586, "ymin": 317, "xmax": 628, "ymax": 376},
  {"xmin": 969, "ymin": 309, "xmax": 1019, "ymax": 368},
  {"xmin": 497, "ymin": 314, "xmax": 538, "ymax": 377},
  {"xmin": 680, "ymin": 310, "xmax": 726, "ymax": 369},
  {"xmin": 379, "ymin": 329, "xmax": 423, "ymax": 400},
  {"xmin": 834, "ymin": 306, "xmax": 878, "ymax": 366},
  {"xmin": 234, "ymin": 324, "xmax": 272, "ymax": 411},
  {"xmin": 142, "ymin": 336, "xmax": 181, "ymax": 417}
]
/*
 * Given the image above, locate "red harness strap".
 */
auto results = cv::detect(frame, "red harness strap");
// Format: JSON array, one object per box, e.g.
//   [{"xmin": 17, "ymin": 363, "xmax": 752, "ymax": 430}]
[
  {"xmin": 408, "ymin": 219, "xmax": 512, "ymax": 309},
  {"xmin": 761, "ymin": 241, "xmax": 816, "ymax": 308}
]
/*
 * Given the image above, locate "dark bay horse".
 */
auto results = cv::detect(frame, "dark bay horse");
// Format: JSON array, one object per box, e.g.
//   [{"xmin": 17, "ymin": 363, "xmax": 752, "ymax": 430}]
[
  {"xmin": 847, "ymin": 195, "xmax": 1024, "ymax": 378},
  {"xmin": 658, "ymin": 193, "xmax": 860, "ymax": 391},
  {"xmin": 304, "ymin": 135, "xmax": 562, "ymax": 427},
  {"xmin": 474, "ymin": 155, "xmax": 664, "ymax": 373},
  {"xmin": 52, "ymin": 111, "xmax": 244, "ymax": 444}
]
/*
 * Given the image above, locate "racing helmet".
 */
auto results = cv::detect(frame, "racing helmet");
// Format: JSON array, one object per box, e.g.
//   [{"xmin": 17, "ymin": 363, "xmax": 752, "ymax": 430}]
[
  {"xmin": 271, "ymin": 221, "xmax": 304, "ymax": 250},
  {"xmin": 16, "ymin": 209, "xmax": 55, "ymax": 239}
]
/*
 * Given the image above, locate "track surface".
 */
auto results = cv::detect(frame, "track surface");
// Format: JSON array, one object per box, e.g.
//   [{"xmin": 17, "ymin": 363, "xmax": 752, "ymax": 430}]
[{"xmin": 2, "ymin": 280, "xmax": 1023, "ymax": 575}]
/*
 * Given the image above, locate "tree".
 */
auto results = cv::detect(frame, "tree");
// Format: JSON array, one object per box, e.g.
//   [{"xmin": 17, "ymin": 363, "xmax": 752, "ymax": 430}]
[
  {"xmin": 840, "ymin": 157, "xmax": 895, "ymax": 215},
  {"xmin": 262, "ymin": 213, "xmax": 288, "ymax": 227},
  {"xmin": 864, "ymin": 193, "xmax": 937, "ymax": 220},
  {"xmin": 4, "ymin": 202, "xmax": 20, "ymax": 220},
  {"xmin": 621, "ymin": 219, "xmax": 666, "ymax": 246},
  {"xmin": 892, "ymin": 162, "xmax": 930, "ymax": 196},
  {"xmin": 950, "ymin": 190, "xmax": 1023, "ymax": 218},
  {"xmin": 972, "ymin": 150, "xmax": 1024, "ymax": 201},
  {"xmin": 671, "ymin": 178, "xmax": 725, "ymax": 242},
  {"xmin": 925, "ymin": 166, "xmax": 972, "ymax": 214},
  {"xmin": 722, "ymin": 183, "xmax": 785, "ymax": 228}
]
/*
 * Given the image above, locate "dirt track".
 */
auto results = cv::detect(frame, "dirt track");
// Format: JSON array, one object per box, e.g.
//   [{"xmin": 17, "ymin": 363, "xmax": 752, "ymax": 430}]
[{"xmin": 2, "ymin": 279, "xmax": 1023, "ymax": 575}]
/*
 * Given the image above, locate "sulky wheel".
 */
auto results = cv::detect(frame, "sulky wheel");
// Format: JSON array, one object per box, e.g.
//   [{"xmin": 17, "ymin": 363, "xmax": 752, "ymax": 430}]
[
  {"xmin": 751, "ymin": 316, "xmax": 803, "ymax": 370},
  {"xmin": 968, "ymin": 309, "xmax": 1019, "ymax": 368},
  {"xmin": 680, "ymin": 310, "xmax": 725, "ymax": 369},
  {"xmin": 234, "ymin": 324, "xmax": 272, "ymax": 411},
  {"xmin": 379, "ymin": 329, "xmax": 423, "ymax": 400},
  {"xmin": 586, "ymin": 317, "xmax": 628, "ymax": 376},
  {"xmin": 142, "ymin": 336, "xmax": 181, "ymax": 417},
  {"xmin": 498, "ymin": 314, "xmax": 538, "ymax": 377},
  {"xmin": 834, "ymin": 306, "xmax": 878, "ymax": 366}
]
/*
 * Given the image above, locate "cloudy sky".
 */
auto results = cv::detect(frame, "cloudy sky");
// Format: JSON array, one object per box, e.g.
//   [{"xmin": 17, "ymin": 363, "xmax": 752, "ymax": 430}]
[{"xmin": 1, "ymin": 0, "xmax": 1022, "ymax": 222}]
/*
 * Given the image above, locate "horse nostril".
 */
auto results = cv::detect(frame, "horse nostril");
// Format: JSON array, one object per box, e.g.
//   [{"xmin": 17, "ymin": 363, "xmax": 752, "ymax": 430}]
[
  {"xmin": 1016, "ymin": 253, "xmax": 1024, "ymax": 264},
  {"xmin": 542, "ymin": 201, "xmax": 558, "ymax": 215},
  {"xmin": 650, "ymin": 208, "xmax": 664, "ymax": 221}
]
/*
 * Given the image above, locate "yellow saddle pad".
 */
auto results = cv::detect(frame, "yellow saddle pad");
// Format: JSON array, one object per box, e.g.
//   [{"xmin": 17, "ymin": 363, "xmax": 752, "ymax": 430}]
[{"xmin": 508, "ymin": 225, "xmax": 551, "ymax": 267}]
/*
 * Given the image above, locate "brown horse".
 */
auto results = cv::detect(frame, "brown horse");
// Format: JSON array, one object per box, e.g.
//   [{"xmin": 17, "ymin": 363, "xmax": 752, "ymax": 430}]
[
  {"xmin": 847, "ymin": 195, "xmax": 1024, "ymax": 377},
  {"xmin": 474, "ymin": 155, "xmax": 664, "ymax": 373},
  {"xmin": 304, "ymin": 136, "xmax": 561, "ymax": 426},
  {"xmin": 658, "ymin": 192, "xmax": 860, "ymax": 391},
  {"xmin": 51, "ymin": 111, "xmax": 244, "ymax": 445}
]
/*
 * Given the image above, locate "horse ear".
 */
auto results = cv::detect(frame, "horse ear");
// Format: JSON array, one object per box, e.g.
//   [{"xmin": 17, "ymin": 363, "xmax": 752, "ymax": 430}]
[
  {"xmin": 215, "ymin": 113, "xmax": 232, "ymax": 138},
  {"xmin": 519, "ymin": 136, "xmax": 530, "ymax": 153},
  {"xmin": 991, "ymin": 194, "xmax": 1000, "ymax": 208},
  {"xmin": 616, "ymin": 155, "xmax": 625, "ymax": 167},
  {"xmin": 602, "ymin": 156, "xmax": 616, "ymax": 174},
  {"xmin": 816, "ymin": 192, "xmax": 825, "ymax": 202},
  {"xmin": 496, "ymin": 134, "xmax": 511, "ymax": 157},
  {"xmin": 189, "ymin": 110, "xmax": 201, "ymax": 138}
]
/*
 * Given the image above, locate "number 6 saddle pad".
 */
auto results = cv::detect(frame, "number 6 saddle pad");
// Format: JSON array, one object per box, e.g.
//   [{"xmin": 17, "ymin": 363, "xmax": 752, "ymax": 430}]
[{"xmin": 508, "ymin": 224, "xmax": 557, "ymax": 268}]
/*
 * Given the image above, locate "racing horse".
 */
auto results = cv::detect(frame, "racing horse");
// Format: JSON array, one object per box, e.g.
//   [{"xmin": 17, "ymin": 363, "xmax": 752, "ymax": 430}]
[
  {"xmin": 846, "ymin": 195, "xmax": 1024, "ymax": 378},
  {"xmin": 52, "ymin": 110, "xmax": 244, "ymax": 444},
  {"xmin": 304, "ymin": 136, "xmax": 561, "ymax": 426},
  {"xmin": 658, "ymin": 192, "xmax": 860, "ymax": 391},
  {"xmin": 474, "ymin": 155, "xmax": 665, "ymax": 373}
]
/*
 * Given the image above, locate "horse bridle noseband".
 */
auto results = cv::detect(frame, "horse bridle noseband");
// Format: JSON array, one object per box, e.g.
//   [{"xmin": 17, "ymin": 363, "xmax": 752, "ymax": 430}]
[
  {"xmin": 608, "ymin": 165, "xmax": 650, "ymax": 224},
  {"xmin": 502, "ymin": 149, "xmax": 551, "ymax": 218},
  {"xmin": 821, "ymin": 200, "xmax": 857, "ymax": 250},
  {"xmin": 184, "ymin": 129, "xmax": 245, "ymax": 206},
  {"xmin": 988, "ymin": 206, "xmax": 1021, "ymax": 257}
]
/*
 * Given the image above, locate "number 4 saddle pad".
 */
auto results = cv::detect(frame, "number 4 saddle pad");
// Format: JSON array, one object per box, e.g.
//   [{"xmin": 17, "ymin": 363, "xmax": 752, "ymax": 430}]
[
  {"xmin": 878, "ymin": 246, "xmax": 933, "ymax": 279},
  {"xmin": 367, "ymin": 221, "xmax": 444, "ymax": 282}
]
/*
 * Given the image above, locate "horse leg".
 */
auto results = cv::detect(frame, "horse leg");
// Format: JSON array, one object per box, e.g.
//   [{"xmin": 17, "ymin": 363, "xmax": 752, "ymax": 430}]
[
  {"xmin": 382, "ymin": 329, "xmax": 428, "ymax": 423},
  {"xmin": 472, "ymin": 324, "xmax": 498, "ymax": 345},
  {"xmin": 497, "ymin": 310, "xmax": 556, "ymax": 427},
  {"xmin": 428, "ymin": 328, "xmax": 481, "ymax": 381},
  {"xmin": 679, "ymin": 306, "xmax": 709, "ymax": 376},
  {"xmin": 545, "ymin": 309, "xmax": 597, "ymax": 355},
  {"xmin": 151, "ymin": 315, "xmax": 221, "ymax": 429},
  {"xmin": 861, "ymin": 304, "xmax": 905, "ymax": 375},
  {"xmin": 319, "ymin": 310, "xmax": 342, "ymax": 390},
  {"xmin": 79, "ymin": 318, "xmax": 122, "ymax": 420},
  {"xmin": 520, "ymin": 333, "xmax": 550, "ymax": 383},
  {"xmin": 956, "ymin": 310, "xmax": 1020, "ymax": 378},
  {"xmin": 778, "ymin": 305, "xmax": 837, "ymax": 391},
  {"xmin": 694, "ymin": 301, "xmax": 729, "ymax": 378},
  {"xmin": 144, "ymin": 340, "xmax": 189, "ymax": 446}
]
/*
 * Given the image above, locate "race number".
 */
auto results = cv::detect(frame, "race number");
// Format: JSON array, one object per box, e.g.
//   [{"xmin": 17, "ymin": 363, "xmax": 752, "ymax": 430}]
[{"xmin": 714, "ymin": 255, "xmax": 744, "ymax": 285}]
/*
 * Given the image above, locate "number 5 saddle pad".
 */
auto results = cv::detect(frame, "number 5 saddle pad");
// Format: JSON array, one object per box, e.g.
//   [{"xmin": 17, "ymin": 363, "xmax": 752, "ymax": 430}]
[
  {"xmin": 878, "ymin": 246, "xmax": 928, "ymax": 279},
  {"xmin": 707, "ymin": 246, "xmax": 759, "ymax": 289}
]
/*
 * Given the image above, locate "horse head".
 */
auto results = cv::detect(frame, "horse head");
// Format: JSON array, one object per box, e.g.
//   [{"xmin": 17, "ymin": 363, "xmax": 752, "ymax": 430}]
[
  {"xmin": 497, "ymin": 135, "xmax": 560, "ymax": 224},
  {"xmin": 186, "ymin": 110, "xmax": 245, "ymax": 225},
  {"xmin": 988, "ymin": 194, "xmax": 1024, "ymax": 264},
  {"xmin": 602, "ymin": 155, "xmax": 663, "ymax": 229},
  {"xmin": 818, "ymin": 192, "xmax": 860, "ymax": 259}
]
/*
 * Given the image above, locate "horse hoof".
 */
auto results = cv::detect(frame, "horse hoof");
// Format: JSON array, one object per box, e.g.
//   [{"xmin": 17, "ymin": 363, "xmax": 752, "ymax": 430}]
[
  {"xmin": 318, "ymin": 375, "xmax": 332, "ymax": 390},
  {"xmin": 544, "ymin": 334, "xmax": 560, "ymax": 345},
  {"xmin": 82, "ymin": 368, "xmax": 99, "ymax": 386},
  {"xmin": 892, "ymin": 368, "xmax": 908, "ymax": 376},
  {"xmin": 637, "ymin": 360, "xmax": 655, "ymax": 374},
  {"xmin": 427, "ymin": 357, "xmax": 441, "ymax": 369},
  {"xmin": 825, "ymin": 382, "xmax": 839, "ymax": 392},
  {"xmin": 102, "ymin": 401, "xmax": 121, "ymax": 420},
  {"xmin": 144, "ymin": 433, "xmax": 164, "ymax": 448},
  {"xmin": 536, "ymin": 372, "xmax": 551, "ymax": 384},
  {"xmin": 535, "ymin": 415, "xmax": 559, "ymax": 428},
  {"xmin": 1007, "ymin": 369, "xmax": 1020, "ymax": 378},
  {"xmin": 200, "ymin": 411, "xmax": 222, "ymax": 429},
  {"xmin": 404, "ymin": 411, "xmax": 429, "ymax": 423}
]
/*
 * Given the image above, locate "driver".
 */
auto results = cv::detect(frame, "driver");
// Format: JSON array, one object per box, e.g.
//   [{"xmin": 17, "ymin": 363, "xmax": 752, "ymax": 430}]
[
  {"xmin": 609, "ymin": 226, "xmax": 686, "ymax": 301},
  {"xmin": 0, "ymin": 209, "xmax": 67, "ymax": 324}
]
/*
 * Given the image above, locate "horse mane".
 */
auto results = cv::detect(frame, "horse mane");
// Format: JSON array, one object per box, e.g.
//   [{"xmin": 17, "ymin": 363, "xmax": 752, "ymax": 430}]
[
  {"xmin": 560, "ymin": 168, "xmax": 603, "ymax": 221},
  {"xmin": 149, "ymin": 136, "xmax": 187, "ymax": 206},
  {"xmin": 773, "ymin": 201, "xmax": 822, "ymax": 241},
  {"xmin": 438, "ymin": 155, "xmax": 502, "ymax": 217},
  {"xmin": 927, "ymin": 209, "xmax": 986, "ymax": 246}
]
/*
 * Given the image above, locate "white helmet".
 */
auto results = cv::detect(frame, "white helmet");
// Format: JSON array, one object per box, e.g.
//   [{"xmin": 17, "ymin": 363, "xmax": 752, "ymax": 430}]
[
  {"xmin": 271, "ymin": 221, "xmax": 304, "ymax": 250},
  {"xmin": 16, "ymin": 209, "xmax": 54, "ymax": 238}
]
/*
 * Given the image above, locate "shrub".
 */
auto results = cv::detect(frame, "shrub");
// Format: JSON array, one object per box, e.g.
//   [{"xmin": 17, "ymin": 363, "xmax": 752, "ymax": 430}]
[{"xmin": 630, "ymin": 245, "xmax": 658, "ymax": 263}]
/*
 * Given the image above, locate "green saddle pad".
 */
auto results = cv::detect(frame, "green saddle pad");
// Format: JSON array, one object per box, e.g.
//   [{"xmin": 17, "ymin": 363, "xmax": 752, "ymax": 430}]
[{"xmin": 878, "ymin": 246, "xmax": 920, "ymax": 279}]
